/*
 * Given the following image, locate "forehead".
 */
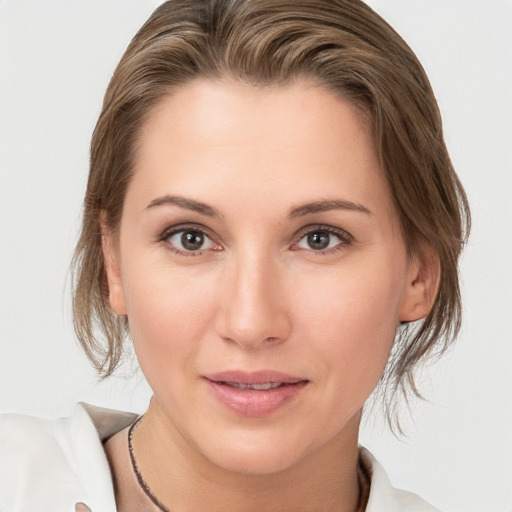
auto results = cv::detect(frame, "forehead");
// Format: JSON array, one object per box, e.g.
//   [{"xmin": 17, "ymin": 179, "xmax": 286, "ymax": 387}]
[
  {"xmin": 138, "ymin": 78, "xmax": 374, "ymax": 157},
  {"xmin": 129, "ymin": 78, "xmax": 391, "ymax": 220}
]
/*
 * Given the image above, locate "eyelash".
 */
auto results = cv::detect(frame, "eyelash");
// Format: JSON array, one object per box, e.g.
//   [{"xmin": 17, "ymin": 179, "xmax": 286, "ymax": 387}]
[
  {"xmin": 157, "ymin": 223, "xmax": 353, "ymax": 257},
  {"xmin": 157, "ymin": 223, "xmax": 221, "ymax": 257},
  {"xmin": 292, "ymin": 224, "xmax": 353, "ymax": 255}
]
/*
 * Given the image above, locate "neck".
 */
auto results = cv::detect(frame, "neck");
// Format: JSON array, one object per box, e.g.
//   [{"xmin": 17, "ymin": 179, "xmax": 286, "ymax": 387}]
[{"xmin": 132, "ymin": 398, "xmax": 362, "ymax": 512}]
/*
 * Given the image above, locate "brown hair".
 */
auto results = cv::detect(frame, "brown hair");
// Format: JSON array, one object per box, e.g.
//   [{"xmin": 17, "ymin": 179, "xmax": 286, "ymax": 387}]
[{"xmin": 72, "ymin": 0, "xmax": 470, "ymax": 423}]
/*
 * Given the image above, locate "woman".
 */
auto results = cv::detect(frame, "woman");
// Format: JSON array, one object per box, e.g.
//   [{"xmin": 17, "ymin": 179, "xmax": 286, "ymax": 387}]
[{"xmin": 1, "ymin": 1, "xmax": 472, "ymax": 511}]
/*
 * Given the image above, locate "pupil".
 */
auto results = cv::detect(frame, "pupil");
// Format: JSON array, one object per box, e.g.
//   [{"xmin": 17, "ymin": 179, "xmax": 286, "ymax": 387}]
[
  {"xmin": 308, "ymin": 231, "xmax": 330, "ymax": 250},
  {"xmin": 181, "ymin": 231, "xmax": 204, "ymax": 250}
]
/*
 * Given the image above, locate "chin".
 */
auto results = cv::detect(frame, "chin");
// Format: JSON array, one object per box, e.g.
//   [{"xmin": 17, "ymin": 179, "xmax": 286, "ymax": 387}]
[
  {"xmin": 214, "ymin": 448, "xmax": 302, "ymax": 476},
  {"xmin": 198, "ymin": 428, "xmax": 314, "ymax": 476}
]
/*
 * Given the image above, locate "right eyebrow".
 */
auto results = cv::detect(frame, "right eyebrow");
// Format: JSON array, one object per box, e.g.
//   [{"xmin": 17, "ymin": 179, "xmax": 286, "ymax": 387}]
[{"xmin": 145, "ymin": 195, "xmax": 222, "ymax": 218}]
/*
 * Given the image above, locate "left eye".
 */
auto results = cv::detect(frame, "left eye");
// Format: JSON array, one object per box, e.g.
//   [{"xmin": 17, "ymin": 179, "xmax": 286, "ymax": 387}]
[
  {"xmin": 168, "ymin": 229, "xmax": 216, "ymax": 252},
  {"xmin": 296, "ymin": 230, "xmax": 345, "ymax": 251}
]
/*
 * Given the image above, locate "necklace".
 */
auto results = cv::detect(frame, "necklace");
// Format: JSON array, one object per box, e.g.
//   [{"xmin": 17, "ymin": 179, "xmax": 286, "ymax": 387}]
[
  {"xmin": 128, "ymin": 416, "xmax": 370, "ymax": 512},
  {"xmin": 128, "ymin": 416, "xmax": 170, "ymax": 512}
]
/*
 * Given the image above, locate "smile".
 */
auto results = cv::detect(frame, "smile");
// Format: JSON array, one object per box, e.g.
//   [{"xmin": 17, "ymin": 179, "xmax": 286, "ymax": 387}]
[
  {"xmin": 203, "ymin": 370, "xmax": 309, "ymax": 417},
  {"xmin": 221, "ymin": 382, "xmax": 284, "ymax": 390}
]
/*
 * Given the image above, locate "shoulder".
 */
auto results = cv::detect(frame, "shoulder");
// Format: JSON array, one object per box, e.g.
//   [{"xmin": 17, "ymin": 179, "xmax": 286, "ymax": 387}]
[
  {"xmin": 392, "ymin": 489, "xmax": 442, "ymax": 511},
  {"xmin": 0, "ymin": 403, "xmax": 136, "ymax": 512},
  {"xmin": 360, "ymin": 447, "xmax": 442, "ymax": 512}
]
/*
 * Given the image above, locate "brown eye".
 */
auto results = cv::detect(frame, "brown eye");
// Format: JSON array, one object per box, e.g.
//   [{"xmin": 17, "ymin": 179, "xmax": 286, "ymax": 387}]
[
  {"xmin": 295, "ymin": 227, "xmax": 350, "ymax": 253},
  {"xmin": 181, "ymin": 231, "xmax": 204, "ymax": 251},
  {"xmin": 167, "ymin": 229, "xmax": 215, "ymax": 253},
  {"xmin": 307, "ymin": 231, "xmax": 330, "ymax": 250}
]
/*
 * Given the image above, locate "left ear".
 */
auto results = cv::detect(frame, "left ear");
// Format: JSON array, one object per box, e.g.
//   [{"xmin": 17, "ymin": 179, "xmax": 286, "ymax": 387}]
[{"xmin": 399, "ymin": 245, "xmax": 440, "ymax": 322}]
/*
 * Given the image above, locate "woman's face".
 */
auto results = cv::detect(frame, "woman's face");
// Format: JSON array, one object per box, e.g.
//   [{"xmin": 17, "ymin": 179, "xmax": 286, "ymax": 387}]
[{"xmin": 105, "ymin": 79, "xmax": 429, "ymax": 474}]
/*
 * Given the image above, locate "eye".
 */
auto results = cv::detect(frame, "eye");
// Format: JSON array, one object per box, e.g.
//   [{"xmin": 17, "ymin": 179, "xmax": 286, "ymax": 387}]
[
  {"xmin": 295, "ymin": 227, "xmax": 351, "ymax": 253},
  {"xmin": 164, "ymin": 228, "xmax": 218, "ymax": 254}
]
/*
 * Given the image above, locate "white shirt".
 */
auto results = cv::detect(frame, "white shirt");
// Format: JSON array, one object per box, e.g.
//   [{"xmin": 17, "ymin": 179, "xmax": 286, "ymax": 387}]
[{"xmin": 0, "ymin": 403, "xmax": 440, "ymax": 511}]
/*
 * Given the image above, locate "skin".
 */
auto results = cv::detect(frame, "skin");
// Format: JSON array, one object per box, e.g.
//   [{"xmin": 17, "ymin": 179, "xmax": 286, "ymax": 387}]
[{"xmin": 102, "ymin": 79, "xmax": 437, "ymax": 511}]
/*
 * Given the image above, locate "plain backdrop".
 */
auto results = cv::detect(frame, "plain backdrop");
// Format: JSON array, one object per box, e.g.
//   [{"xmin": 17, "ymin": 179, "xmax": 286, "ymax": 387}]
[{"xmin": 0, "ymin": 1, "xmax": 511, "ymax": 511}]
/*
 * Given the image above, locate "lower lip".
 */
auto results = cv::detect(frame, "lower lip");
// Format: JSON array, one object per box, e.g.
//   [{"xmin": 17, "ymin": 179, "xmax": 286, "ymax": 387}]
[{"xmin": 205, "ymin": 380, "xmax": 308, "ymax": 417}]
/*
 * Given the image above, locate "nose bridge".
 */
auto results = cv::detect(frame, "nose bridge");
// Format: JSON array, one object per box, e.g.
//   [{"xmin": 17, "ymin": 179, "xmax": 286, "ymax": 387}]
[{"xmin": 215, "ymin": 248, "xmax": 290, "ymax": 348}]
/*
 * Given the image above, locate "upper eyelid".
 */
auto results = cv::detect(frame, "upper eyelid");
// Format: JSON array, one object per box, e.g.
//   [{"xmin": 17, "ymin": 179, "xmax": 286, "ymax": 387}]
[
  {"xmin": 294, "ymin": 224, "xmax": 353, "ymax": 241},
  {"xmin": 158, "ymin": 222, "xmax": 217, "ymax": 242}
]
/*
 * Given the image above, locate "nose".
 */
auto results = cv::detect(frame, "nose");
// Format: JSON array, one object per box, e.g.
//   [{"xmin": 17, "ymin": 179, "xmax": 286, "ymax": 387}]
[{"xmin": 214, "ymin": 252, "xmax": 291, "ymax": 349}]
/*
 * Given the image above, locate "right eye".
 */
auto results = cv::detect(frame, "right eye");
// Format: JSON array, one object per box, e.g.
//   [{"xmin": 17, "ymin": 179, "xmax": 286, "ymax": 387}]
[{"xmin": 163, "ymin": 227, "xmax": 220, "ymax": 256}]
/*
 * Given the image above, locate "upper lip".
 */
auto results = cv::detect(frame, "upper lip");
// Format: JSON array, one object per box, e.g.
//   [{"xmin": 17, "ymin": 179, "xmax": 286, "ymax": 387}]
[{"xmin": 203, "ymin": 370, "xmax": 307, "ymax": 385}]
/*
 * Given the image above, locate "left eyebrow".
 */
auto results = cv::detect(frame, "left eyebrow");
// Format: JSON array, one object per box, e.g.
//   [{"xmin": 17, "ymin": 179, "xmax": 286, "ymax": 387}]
[{"xmin": 288, "ymin": 199, "xmax": 372, "ymax": 218}]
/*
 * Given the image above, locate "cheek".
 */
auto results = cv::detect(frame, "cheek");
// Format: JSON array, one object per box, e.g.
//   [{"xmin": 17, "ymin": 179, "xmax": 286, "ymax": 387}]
[
  {"xmin": 121, "ymin": 260, "xmax": 219, "ymax": 375},
  {"xmin": 292, "ymin": 258, "xmax": 406, "ymax": 394}
]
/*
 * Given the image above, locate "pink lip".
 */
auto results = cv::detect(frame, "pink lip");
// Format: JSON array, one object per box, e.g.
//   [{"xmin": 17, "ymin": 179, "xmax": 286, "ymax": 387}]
[
  {"xmin": 203, "ymin": 370, "xmax": 309, "ymax": 418},
  {"xmin": 204, "ymin": 370, "xmax": 305, "ymax": 385}
]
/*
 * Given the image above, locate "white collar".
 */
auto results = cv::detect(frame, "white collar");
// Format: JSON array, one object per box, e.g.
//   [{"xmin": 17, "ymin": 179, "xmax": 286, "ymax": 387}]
[{"xmin": 76, "ymin": 403, "xmax": 438, "ymax": 512}]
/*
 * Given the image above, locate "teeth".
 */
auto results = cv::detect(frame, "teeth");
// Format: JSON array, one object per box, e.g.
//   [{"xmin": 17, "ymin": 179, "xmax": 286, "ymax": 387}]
[
  {"xmin": 224, "ymin": 382, "xmax": 283, "ymax": 390},
  {"xmin": 251, "ymin": 382, "xmax": 282, "ymax": 390}
]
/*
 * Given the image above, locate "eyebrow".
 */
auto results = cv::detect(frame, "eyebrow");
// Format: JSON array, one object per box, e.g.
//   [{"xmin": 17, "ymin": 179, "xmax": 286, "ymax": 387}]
[
  {"xmin": 145, "ymin": 195, "xmax": 222, "ymax": 217},
  {"xmin": 288, "ymin": 199, "xmax": 372, "ymax": 218},
  {"xmin": 145, "ymin": 195, "xmax": 371, "ymax": 219}
]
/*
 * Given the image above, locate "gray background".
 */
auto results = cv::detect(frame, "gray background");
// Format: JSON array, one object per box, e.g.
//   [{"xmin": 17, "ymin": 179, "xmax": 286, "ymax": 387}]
[{"xmin": 1, "ymin": 1, "xmax": 511, "ymax": 510}]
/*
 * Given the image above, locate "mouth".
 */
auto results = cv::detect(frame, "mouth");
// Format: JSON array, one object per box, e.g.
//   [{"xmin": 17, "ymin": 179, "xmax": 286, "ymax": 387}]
[
  {"xmin": 219, "ymin": 381, "xmax": 288, "ymax": 390},
  {"xmin": 204, "ymin": 369, "xmax": 307, "ymax": 385},
  {"xmin": 203, "ymin": 370, "xmax": 309, "ymax": 417}
]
